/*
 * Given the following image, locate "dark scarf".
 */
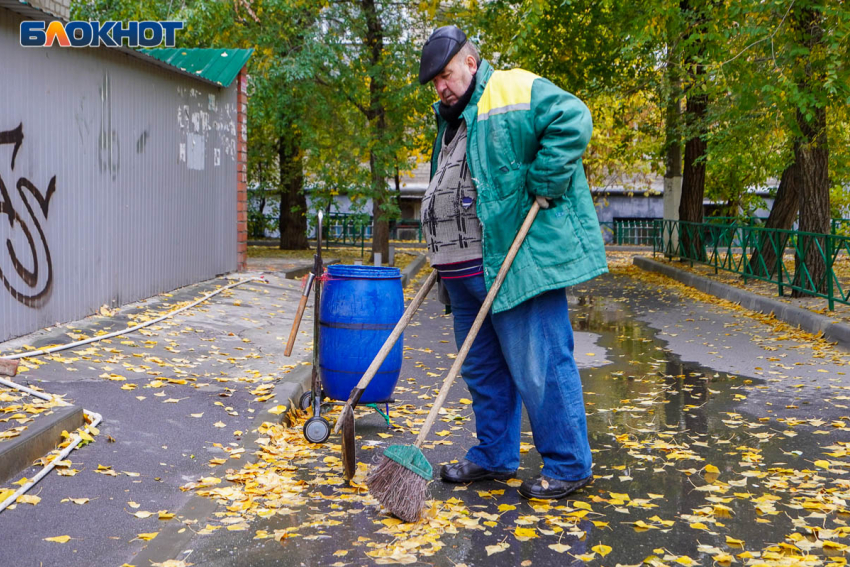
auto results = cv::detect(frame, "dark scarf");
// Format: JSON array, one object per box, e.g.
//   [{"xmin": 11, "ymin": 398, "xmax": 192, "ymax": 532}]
[{"xmin": 438, "ymin": 71, "xmax": 477, "ymax": 145}]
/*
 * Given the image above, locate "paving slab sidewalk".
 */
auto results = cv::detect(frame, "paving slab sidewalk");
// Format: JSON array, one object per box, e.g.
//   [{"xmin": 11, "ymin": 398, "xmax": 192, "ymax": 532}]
[
  {"xmin": 0, "ymin": 252, "xmax": 428, "ymax": 567},
  {"xmin": 0, "ymin": 270, "xmax": 317, "ymax": 567},
  {"xmin": 634, "ymin": 255, "xmax": 850, "ymax": 350}
]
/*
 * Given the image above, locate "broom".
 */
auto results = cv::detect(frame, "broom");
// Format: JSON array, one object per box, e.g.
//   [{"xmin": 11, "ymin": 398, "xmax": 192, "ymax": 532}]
[
  {"xmin": 333, "ymin": 270, "xmax": 438, "ymax": 480},
  {"xmin": 366, "ymin": 198, "xmax": 544, "ymax": 522}
]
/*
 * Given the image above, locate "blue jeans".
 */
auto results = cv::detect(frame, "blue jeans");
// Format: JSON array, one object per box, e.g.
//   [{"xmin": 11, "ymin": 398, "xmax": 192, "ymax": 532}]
[{"xmin": 441, "ymin": 274, "xmax": 592, "ymax": 481}]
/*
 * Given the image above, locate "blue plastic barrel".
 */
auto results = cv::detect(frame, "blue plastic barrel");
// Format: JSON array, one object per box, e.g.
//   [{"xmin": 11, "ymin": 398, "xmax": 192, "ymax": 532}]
[{"xmin": 319, "ymin": 265, "xmax": 404, "ymax": 403}]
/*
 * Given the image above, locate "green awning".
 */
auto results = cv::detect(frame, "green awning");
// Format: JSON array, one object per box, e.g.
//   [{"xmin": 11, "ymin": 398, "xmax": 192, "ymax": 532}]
[{"xmin": 143, "ymin": 48, "xmax": 253, "ymax": 87}]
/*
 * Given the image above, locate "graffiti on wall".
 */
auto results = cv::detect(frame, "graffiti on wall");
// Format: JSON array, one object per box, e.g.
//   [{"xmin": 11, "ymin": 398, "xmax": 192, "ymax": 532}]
[{"xmin": 0, "ymin": 123, "xmax": 56, "ymax": 307}]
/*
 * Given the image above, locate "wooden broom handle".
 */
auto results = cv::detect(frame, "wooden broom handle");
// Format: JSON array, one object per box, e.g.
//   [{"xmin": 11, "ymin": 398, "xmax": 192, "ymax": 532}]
[
  {"xmin": 333, "ymin": 270, "xmax": 438, "ymax": 434},
  {"xmin": 284, "ymin": 294, "xmax": 310, "ymax": 357},
  {"xmin": 415, "ymin": 200, "xmax": 541, "ymax": 448}
]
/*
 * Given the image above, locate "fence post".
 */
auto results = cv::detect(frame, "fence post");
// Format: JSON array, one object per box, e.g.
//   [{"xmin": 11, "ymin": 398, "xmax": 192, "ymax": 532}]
[
  {"xmin": 777, "ymin": 235, "xmax": 783, "ymax": 296},
  {"xmin": 652, "ymin": 221, "xmax": 657, "ymax": 256},
  {"xmin": 688, "ymin": 224, "xmax": 694, "ymax": 268},
  {"xmin": 827, "ymin": 235, "xmax": 835, "ymax": 311}
]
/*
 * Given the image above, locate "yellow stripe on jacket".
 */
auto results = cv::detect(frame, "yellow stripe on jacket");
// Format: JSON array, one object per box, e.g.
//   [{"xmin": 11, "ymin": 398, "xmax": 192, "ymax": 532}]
[{"xmin": 477, "ymin": 68, "xmax": 539, "ymax": 120}]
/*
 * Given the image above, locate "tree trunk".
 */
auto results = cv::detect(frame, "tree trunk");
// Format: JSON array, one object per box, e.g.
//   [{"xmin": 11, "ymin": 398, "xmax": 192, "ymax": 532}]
[
  {"xmin": 747, "ymin": 161, "xmax": 800, "ymax": 278},
  {"xmin": 370, "ymin": 149, "xmax": 390, "ymax": 261},
  {"xmin": 362, "ymin": 0, "xmax": 389, "ymax": 262},
  {"xmin": 278, "ymin": 131, "xmax": 308, "ymax": 250},
  {"xmin": 791, "ymin": 4, "xmax": 830, "ymax": 297},
  {"xmin": 664, "ymin": 13, "xmax": 682, "ymax": 180},
  {"xmin": 677, "ymin": 0, "xmax": 708, "ymax": 261}
]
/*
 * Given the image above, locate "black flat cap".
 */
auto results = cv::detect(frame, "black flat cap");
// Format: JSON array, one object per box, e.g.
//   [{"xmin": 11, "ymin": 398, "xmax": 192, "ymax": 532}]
[{"xmin": 419, "ymin": 25, "xmax": 467, "ymax": 85}]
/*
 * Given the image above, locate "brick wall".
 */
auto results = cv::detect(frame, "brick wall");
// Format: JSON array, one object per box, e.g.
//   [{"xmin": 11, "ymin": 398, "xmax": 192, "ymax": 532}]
[{"xmin": 236, "ymin": 68, "xmax": 248, "ymax": 271}]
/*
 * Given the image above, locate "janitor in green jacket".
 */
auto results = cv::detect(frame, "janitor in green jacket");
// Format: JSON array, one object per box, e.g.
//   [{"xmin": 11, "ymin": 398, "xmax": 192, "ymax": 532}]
[{"xmin": 418, "ymin": 25, "xmax": 607, "ymax": 499}]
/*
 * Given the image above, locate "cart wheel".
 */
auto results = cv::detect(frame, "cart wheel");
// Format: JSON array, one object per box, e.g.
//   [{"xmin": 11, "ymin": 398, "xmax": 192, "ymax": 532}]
[
  {"xmin": 303, "ymin": 416, "xmax": 331, "ymax": 444},
  {"xmin": 299, "ymin": 391, "xmax": 313, "ymax": 411}
]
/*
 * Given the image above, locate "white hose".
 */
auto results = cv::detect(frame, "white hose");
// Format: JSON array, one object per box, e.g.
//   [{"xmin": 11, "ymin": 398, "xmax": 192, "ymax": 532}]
[
  {"xmin": 1, "ymin": 277, "xmax": 263, "ymax": 360},
  {"xmin": 0, "ymin": 377, "xmax": 103, "ymax": 513},
  {"xmin": 0, "ymin": 276, "xmax": 262, "ymax": 512}
]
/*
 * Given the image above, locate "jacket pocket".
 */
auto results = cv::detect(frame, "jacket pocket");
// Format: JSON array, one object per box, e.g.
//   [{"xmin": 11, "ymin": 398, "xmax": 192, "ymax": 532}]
[
  {"xmin": 487, "ymin": 124, "xmax": 523, "ymax": 200},
  {"xmin": 527, "ymin": 203, "xmax": 585, "ymax": 268}
]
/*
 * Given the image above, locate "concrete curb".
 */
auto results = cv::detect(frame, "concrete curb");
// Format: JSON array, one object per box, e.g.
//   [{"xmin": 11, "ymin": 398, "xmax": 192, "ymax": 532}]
[
  {"xmin": 401, "ymin": 253, "xmax": 427, "ymax": 289},
  {"xmin": 0, "ymin": 405, "xmax": 85, "ymax": 484},
  {"xmin": 606, "ymin": 245, "xmax": 653, "ymax": 252},
  {"xmin": 633, "ymin": 255, "xmax": 850, "ymax": 350},
  {"xmin": 269, "ymin": 365, "xmax": 313, "ymax": 427},
  {"xmin": 283, "ymin": 258, "xmax": 340, "ymax": 280}
]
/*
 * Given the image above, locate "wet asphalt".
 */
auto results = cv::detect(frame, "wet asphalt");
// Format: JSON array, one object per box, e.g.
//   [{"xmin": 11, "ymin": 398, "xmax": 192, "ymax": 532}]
[
  {"xmin": 1, "ymin": 266, "xmax": 848, "ymax": 566},
  {"xmin": 166, "ymin": 269, "xmax": 849, "ymax": 567}
]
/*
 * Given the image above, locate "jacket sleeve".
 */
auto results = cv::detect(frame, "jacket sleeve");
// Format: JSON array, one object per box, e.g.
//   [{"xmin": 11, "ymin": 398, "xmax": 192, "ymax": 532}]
[{"xmin": 526, "ymin": 78, "xmax": 592, "ymax": 200}]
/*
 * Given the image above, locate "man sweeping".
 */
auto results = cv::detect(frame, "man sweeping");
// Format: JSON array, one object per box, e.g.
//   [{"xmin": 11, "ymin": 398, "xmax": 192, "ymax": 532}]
[{"xmin": 418, "ymin": 26, "xmax": 607, "ymax": 500}]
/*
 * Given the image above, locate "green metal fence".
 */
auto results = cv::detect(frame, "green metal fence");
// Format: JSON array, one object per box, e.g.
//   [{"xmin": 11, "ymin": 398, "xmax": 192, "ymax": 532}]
[
  {"xmin": 600, "ymin": 219, "xmax": 660, "ymax": 245},
  {"xmin": 653, "ymin": 219, "xmax": 850, "ymax": 310},
  {"xmin": 831, "ymin": 219, "xmax": 850, "ymax": 237},
  {"xmin": 259, "ymin": 213, "xmax": 425, "ymax": 252},
  {"xmin": 704, "ymin": 216, "xmax": 765, "ymax": 224}
]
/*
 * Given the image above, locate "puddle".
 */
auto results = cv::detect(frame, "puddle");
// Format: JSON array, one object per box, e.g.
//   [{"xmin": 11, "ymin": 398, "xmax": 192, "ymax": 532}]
[{"xmin": 183, "ymin": 274, "xmax": 849, "ymax": 567}]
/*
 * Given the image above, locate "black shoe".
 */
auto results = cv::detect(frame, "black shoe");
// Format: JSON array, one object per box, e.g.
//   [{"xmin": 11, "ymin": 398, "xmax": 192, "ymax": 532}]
[
  {"xmin": 518, "ymin": 474, "xmax": 593, "ymax": 500},
  {"xmin": 440, "ymin": 460, "xmax": 517, "ymax": 483}
]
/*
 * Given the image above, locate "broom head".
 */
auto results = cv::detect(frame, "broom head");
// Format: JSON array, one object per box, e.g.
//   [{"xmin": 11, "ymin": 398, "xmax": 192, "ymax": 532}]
[{"xmin": 366, "ymin": 444, "xmax": 432, "ymax": 522}]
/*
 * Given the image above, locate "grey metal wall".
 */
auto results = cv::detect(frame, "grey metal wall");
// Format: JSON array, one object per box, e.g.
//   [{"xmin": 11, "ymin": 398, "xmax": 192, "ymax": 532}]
[{"xmin": 0, "ymin": 8, "xmax": 238, "ymax": 342}]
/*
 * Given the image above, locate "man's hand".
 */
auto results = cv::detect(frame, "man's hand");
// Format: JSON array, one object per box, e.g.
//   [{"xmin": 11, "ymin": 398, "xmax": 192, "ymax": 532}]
[{"xmin": 535, "ymin": 195, "xmax": 550, "ymax": 209}]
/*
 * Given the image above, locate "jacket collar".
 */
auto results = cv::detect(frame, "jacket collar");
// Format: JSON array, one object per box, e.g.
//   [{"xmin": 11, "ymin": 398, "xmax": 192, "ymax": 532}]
[{"xmin": 432, "ymin": 59, "xmax": 493, "ymax": 123}]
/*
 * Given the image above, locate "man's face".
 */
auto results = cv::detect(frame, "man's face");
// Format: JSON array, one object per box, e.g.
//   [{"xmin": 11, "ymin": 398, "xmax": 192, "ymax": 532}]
[{"xmin": 432, "ymin": 52, "xmax": 478, "ymax": 106}]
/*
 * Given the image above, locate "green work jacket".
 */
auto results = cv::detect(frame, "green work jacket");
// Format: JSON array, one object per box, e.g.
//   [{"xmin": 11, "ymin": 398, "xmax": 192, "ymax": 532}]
[{"xmin": 429, "ymin": 60, "xmax": 608, "ymax": 313}]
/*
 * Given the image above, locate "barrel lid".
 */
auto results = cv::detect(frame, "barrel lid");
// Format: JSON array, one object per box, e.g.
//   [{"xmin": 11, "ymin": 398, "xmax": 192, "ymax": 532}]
[{"xmin": 327, "ymin": 264, "xmax": 401, "ymax": 279}]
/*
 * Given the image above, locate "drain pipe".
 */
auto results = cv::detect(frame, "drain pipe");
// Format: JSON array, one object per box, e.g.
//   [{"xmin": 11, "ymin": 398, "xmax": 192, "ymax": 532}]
[
  {"xmin": 0, "ymin": 377, "xmax": 102, "ymax": 513},
  {"xmin": 0, "ymin": 277, "xmax": 263, "ymax": 360}
]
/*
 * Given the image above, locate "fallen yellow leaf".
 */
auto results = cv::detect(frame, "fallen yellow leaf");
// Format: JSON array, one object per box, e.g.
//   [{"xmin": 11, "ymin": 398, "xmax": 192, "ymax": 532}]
[
  {"xmin": 44, "ymin": 536, "xmax": 71, "ymax": 544},
  {"xmin": 60, "ymin": 497, "xmax": 90, "ymax": 505},
  {"xmin": 592, "ymin": 545, "xmax": 612, "ymax": 557},
  {"xmin": 485, "ymin": 542, "xmax": 509, "ymax": 556},
  {"xmin": 514, "ymin": 527, "xmax": 538, "ymax": 539}
]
